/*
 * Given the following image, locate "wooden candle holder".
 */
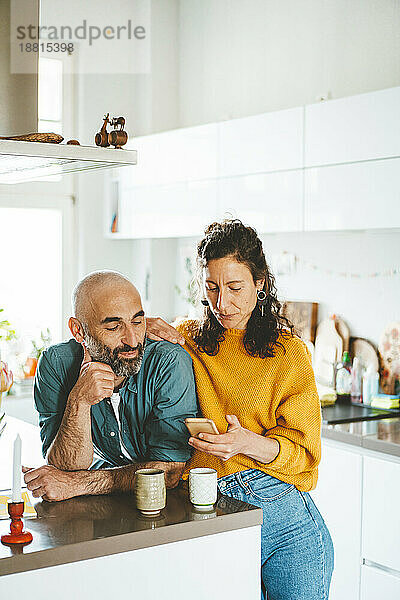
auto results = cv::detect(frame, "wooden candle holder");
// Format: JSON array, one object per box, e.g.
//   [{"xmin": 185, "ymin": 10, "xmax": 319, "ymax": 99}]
[{"xmin": 1, "ymin": 501, "xmax": 33, "ymax": 546}]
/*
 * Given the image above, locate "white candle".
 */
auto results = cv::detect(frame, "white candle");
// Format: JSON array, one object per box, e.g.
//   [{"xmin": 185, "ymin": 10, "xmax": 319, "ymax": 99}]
[{"xmin": 12, "ymin": 434, "xmax": 22, "ymax": 502}]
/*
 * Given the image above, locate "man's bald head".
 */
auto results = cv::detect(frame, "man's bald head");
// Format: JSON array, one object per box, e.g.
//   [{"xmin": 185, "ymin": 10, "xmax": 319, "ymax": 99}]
[
  {"xmin": 72, "ymin": 270, "xmax": 139, "ymax": 327},
  {"xmin": 69, "ymin": 271, "xmax": 146, "ymax": 378}
]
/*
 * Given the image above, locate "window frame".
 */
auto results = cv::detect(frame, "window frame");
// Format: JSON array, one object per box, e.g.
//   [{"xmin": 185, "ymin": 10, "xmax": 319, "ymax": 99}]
[{"xmin": 0, "ymin": 191, "xmax": 77, "ymax": 341}]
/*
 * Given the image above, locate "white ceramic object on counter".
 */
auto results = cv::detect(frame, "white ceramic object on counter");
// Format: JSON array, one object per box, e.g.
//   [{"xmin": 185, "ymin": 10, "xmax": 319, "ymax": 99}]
[
  {"xmin": 134, "ymin": 468, "xmax": 166, "ymax": 516},
  {"xmin": 189, "ymin": 468, "xmax": 218, "ymax": 510}
]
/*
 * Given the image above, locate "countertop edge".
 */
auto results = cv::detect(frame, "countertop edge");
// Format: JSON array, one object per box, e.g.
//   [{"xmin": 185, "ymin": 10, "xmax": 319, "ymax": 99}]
[
  {"xmin": 322, "ymin": 424, "xmax": 400, "ymax": 458},
  {"xmin": 0, "ymin": 508, "xmax": 263, "ymax": 578},
  {"xmin": 321, "ymin": 426, "xmax": 363, "ymax": 447},
  {"xmin": 362, "ymin": 436, "xmax": 400, "ymax": 458}
]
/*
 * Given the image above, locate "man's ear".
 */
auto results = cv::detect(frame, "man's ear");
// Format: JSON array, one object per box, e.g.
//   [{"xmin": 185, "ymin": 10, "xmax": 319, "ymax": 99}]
[{"xmin": 69, "ymin": 317, "xmax": 85, "ymax": 343}]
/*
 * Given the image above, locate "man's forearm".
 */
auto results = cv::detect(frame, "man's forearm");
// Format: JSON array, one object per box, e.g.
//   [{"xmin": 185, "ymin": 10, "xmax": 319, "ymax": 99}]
[
  {"xmin": 71, "ymin": 461, "xmax": 185, "ymax": 497},
  {"xmin": 47, "ymin": 396, "xmax": 94, "ymax": 470}
]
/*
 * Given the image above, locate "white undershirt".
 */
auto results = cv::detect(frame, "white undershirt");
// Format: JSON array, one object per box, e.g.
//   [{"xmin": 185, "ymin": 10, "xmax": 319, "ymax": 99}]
[{"xmin": 110, "ymin": 392, "xmax": 131, "ymax": 460}]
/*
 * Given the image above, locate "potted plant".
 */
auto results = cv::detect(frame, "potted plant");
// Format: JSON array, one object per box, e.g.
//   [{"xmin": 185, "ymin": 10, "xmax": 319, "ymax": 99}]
[
  {"xmin": 0, "ymin": 308, "xmax": 17, "ymax": 348},
  {"xmin": 23, "ymin": 328, "xmax": 52, "ymax": 378}
]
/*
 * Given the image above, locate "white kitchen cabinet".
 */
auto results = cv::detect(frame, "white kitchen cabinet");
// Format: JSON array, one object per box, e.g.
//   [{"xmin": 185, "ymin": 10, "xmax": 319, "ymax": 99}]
[
  {"xmin": 118, "ymin": 180, "xmax": 219, "ymax": 239},
  {"xmin": 111, "ymin": 86, "xmax": 400, "ymax": 239},
  {"xmin": 310, "ymin": 441, "xmax": 362, "ymax": 600},
  {"xmin": 362, "ymin": 456, "xmax": 400, "ymax": 573},
  {"xmin": 125, "ymin": 124, "xmax": 219, "ymax": 188},
  {"xmin": 305, "ymin": 87, "xmax": 400, "ymax": 167},
  {"xmin": 218, "ymin": 170, "xmax": 303, "ymax": 233},
  {"xmin": 1, "ymin": 528, "xmax": 261, "ymax": 600},
  {"xmin": 218, "ymin": 107, "xmax": 303, "ymax": 177},
  {"xmin": 360, "ymin": 565, "xmax": 400, "ymax": 600},
  {"xmin": 304, "ymin": 157, "xmax": 400, "ymax": 231}
]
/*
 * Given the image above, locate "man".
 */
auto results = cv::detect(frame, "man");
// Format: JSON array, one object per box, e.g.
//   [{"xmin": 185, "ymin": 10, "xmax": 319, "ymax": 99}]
[{"xmin": 25, "ymin": 271, "xmax": 197, "ymax": 502}]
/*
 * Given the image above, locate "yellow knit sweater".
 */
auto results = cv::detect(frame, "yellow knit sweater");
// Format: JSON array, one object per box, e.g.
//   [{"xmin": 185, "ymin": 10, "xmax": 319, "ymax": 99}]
[{"xmin": 177, "ymin": 320, "xmax": 321, "ymax": 491}]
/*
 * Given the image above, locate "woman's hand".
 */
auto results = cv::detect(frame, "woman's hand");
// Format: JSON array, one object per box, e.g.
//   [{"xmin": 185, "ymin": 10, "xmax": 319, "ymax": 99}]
[
  {"xmin": 146, "ymin": 317, "xmax": 185, "ymax": 345},
  {"xmin": 188, "ymin": 415, "xmax": 251, "ymax": 461},
  {"xmin": 188, "ymin": 414, "xmax": 280, "ymax": 464}
]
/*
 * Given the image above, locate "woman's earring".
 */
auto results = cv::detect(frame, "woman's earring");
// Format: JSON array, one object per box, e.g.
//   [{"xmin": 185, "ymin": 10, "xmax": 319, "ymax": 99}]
[
  {"xmin": 201, "ymin": 299, "xmax": 209, "ymax": 306},
  {"xmin": 257, "ymin": 290, "xmax": 267, "ymax": 317}
]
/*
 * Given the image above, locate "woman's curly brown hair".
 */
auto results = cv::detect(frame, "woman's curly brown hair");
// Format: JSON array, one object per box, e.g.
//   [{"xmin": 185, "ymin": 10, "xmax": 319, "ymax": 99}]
[{"xmin": 193, "ymin": 219, "xmax": 294, "ymax": 358}]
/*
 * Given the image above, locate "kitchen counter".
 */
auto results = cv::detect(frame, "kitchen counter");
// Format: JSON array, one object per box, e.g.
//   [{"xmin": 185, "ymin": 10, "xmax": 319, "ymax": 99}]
[
  {"xmin": 322, "ymin": 416, "xmax": 400, "ymax": 458},
  {"xmin": 0, "ymin": 417, "xmax": 262, "ymax": 587},
  {"xmin": 0, "ymin": 485, "xmax": 261, "ymax": 578}
]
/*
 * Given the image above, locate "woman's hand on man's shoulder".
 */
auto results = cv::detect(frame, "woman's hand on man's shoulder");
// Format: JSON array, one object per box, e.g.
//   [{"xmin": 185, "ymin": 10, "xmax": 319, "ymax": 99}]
[{"xmin": 146, "ymin": 316, "xmax": 185, "ymax": 345}]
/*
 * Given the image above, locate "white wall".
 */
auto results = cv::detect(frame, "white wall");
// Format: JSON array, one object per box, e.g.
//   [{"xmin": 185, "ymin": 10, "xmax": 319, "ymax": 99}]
[{"xmin": 0, "ymin": 0, "xmax": 39, "ymax": 135}]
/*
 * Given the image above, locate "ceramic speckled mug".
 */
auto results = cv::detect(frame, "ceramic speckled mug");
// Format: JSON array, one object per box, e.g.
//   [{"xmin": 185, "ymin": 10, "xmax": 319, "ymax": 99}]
[
  {"xmin": 189, "ymin": 468, "xmax": 218, "ymax": 510},
  {"xmin": 134, "ymin": 468, "xmax": 166, "ymax": 516}
]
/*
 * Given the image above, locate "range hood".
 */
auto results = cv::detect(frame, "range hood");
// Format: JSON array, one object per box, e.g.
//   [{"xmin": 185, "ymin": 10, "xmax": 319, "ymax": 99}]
[{"xmin": 0, "ymin": 139, "xmax": 137, "ymax": 184}]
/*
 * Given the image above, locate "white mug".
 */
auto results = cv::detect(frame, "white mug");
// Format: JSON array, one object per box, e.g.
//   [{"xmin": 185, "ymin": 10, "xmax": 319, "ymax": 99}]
[{"xmin": 189, "ymin": 468, "xmax": 218, "ymax": 509}]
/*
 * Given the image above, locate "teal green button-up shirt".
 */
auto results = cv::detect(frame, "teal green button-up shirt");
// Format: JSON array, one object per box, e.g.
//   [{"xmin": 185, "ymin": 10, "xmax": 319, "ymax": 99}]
[{"xmin": 34, "ymin": 338, "xmax": 198, "ymax": 467}]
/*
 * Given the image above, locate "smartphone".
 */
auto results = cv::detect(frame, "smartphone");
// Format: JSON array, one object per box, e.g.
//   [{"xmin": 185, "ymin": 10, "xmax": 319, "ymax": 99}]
[{"xmin": 185, "ymin": 418, "xmax": 220, "ymax": 437}]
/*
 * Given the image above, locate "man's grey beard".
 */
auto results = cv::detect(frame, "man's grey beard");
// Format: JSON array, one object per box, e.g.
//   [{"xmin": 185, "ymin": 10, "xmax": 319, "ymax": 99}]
[{"xmin": 82, "ymin": 327, "xmax": 144, "ymax": 377}]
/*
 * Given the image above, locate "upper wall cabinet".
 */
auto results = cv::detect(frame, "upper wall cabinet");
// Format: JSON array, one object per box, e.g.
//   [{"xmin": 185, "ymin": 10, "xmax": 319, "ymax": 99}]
[
  {"xmin": 218, "ymin": 107, "xmax": 304, "ymax": 177},
  {"xmin": 124, "ymin": 124, "xmax": 219, "ymax": 188},
  {"xmin": 110, "ymin": 86, "xmax": 400, "ymax": 239},
  {"xmin": 305, "ymin": 87, "xmax": 400, "ymax": 167},
  {"xmin": 304, "ymin": 157, "xmax": 400, "ymax": 231},
  {"xmin": 118, "ymin": 180, "xmax": 219, "ymax": 239},
  {"xmin": 219, "ymin": 170, "xmax": 303, "ymax": 233}
]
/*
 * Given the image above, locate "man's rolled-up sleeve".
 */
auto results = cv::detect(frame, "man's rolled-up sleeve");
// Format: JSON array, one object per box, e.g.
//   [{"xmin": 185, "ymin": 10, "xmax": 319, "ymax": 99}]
[
  {"xmin": 146, "ymin": 347, "xmax": 198, "ymax": 462},
  {"xmin": 34, "ymin": 348, "xmax": 68, "ymax": 458}
]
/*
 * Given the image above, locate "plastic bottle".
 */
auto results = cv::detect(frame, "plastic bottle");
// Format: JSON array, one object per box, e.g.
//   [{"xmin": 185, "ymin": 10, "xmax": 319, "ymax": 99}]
[
  {"xmin": 362, "ymin": 366, "xmax": 379, "ymax": 405},
  {"xmin": 350, "ymin": 357, "xmax": 363, "ymax": 404},
  {"xmin": 336, "ymin": 351, "xmax": 352, "ymax": 403}
]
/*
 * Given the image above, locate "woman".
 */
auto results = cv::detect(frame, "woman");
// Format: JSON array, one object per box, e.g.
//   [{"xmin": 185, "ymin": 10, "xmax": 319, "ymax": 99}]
[{"xmin": 173, "ymin": 219, "xmax": 334, "ymax": 600}]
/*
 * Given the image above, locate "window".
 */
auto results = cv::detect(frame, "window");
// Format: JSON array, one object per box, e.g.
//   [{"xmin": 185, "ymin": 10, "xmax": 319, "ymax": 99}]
[
  {"xmin": 0, "ymin": 207, "xmax": 62, "ymax": 374},
  {"xmin": 38, "ymin": 57, "xmax": 63, "ymax": 135}
]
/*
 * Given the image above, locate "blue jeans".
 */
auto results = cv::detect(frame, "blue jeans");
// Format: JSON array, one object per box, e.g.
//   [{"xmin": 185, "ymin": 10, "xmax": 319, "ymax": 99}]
[{"xmin": 217, "ymin": 469, "xmax": 334, "ymax": 600}]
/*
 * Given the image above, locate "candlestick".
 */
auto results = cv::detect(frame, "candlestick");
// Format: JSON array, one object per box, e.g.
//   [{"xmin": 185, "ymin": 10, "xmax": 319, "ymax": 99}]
[
  {"xmin": 12, "ymin": 434, "xmax": 22, "ymax": 502},
  {"xmin": 1, "ymin": 501, "xmax": 32, "ymax": 546}
]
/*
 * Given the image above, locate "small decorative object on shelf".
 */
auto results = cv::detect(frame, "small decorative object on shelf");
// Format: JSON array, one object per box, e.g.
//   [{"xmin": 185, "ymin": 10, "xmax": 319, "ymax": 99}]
[
  {"xmin": 95, "ymin": 114, "xmax": 129, "ymax": 149},
  {"xmin": 0, "ymin": 132, "xmax": 63, "ymax": 143},
  {"xmin": 95, "ymin": 113, "xmax": 111, "ymax": 147},
  {"xmin": 66, "ymin": 139, "xmax": 80, "ymax": 145},
  {"xmin": 111, "ymin": 213, "xmax": 118, "ymax": 233}
]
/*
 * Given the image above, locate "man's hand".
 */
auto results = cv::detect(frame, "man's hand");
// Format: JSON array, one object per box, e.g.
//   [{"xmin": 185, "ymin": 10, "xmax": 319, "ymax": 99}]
[
  {"xmin": 148, "ymin": 461, "xmax": 185, "ymax": 488},
  {"xmin": 23, "ymin": 465, "xmax": 83, "ymax": 502},
  {"xmin": 46, "ymin": 345, "xmax": 114, "ymax": 470},
  {"xmin": 23, "ymin": 460, "xmax": 186, "ymax": 503},
  {"xmin": 69, "ymin": 345, "xmax": 115, "ymax": 406},
  {"xmin": 146, "ymin": 317, "xmax": 185, "ymax": 345}
]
